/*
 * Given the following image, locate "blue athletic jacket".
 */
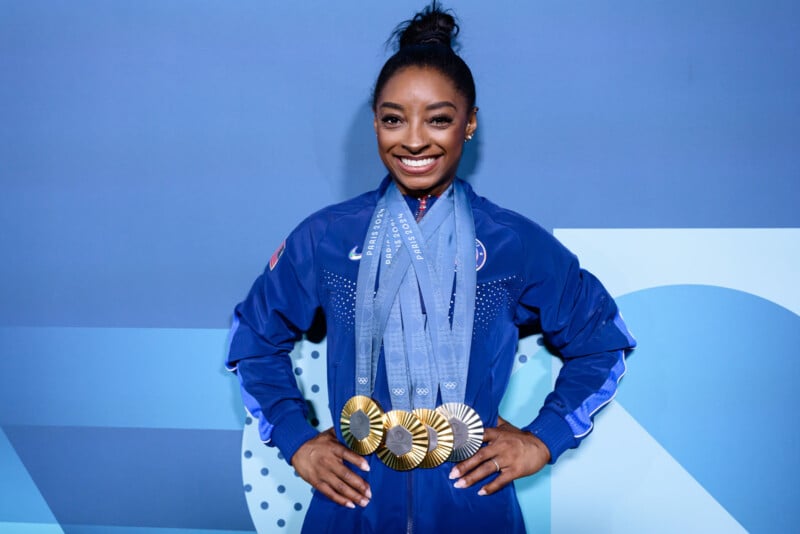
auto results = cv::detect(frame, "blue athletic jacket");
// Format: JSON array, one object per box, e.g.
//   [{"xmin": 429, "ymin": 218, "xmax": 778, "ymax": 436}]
[{"xmin": 226, "ymin": 178, "xmax": 636, "ymax": 533}]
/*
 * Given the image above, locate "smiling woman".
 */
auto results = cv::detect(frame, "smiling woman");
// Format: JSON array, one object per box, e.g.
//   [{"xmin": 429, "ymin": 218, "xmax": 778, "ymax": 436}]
[
  {"xmin": 226, "ymin": 2, "xmax": 635, "ymax": 533},
  {"xmin": 374, "ymin": 66, "xmax": 477, "ymax": 197}
]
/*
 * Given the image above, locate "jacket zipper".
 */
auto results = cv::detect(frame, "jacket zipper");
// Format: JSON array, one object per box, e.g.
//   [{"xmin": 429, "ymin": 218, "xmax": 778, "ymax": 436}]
[{"xmin": 406, "ymin": 470, "xmax": 414, "ymax": 533}]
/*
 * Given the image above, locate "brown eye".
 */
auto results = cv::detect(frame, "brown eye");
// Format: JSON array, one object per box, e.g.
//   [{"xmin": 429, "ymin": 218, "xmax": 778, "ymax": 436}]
[
  {"xmin": 380, "ymin": 115, "xmax": 402, "ymax": 127},
  {"xmin": 430, "ymin": 115, "xmax": 454, "ymax": 127}
]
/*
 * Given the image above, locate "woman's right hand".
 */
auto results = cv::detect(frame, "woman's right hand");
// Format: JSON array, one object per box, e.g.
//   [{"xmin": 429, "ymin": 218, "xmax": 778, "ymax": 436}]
[{"xmin": 291, "ymin": 427, "xmax": 372, "ymax": 509}]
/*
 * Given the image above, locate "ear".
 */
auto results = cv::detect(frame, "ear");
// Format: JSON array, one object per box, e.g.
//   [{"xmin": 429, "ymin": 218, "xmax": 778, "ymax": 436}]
[
  {"xmin": 466, "ymin": 106, "xmax": 478, "ymax": 139},
  {"xmin": 373, "ymin": 113, "xmax": 379, "ymax": 135}
]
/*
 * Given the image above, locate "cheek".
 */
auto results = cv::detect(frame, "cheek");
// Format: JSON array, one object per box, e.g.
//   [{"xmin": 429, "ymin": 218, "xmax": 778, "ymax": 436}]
[
  {"xmin": 434, "ymin": 127, "xmax": 465, "ymax": 148},
  {"xmin": 441, "ymin": 133, "xmax": 465, "ymax": 155},
  {"xmin": 375, "ymin": 136, "xmax": 395, "ymax": 166},
  {"xmin": 375, "ymin": 131, "xmax": 396, "ymax": 153}
]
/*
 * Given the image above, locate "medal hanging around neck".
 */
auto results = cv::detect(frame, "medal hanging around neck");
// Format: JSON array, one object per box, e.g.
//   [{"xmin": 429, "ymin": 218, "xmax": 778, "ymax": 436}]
[
  {"xmin": 413, "ymin": 407, "xmax": 454, "ymax": 468},
  {"xmin": 435, "ymin": 402, "xmax": 483, "ymax": 462},
  {"xmin": 375, "ymin": 409, "xmax": 429, "ymax": 470},
  {"xmin": 434, "ymin": 182, "xmax": 484, "ymax": 464},
  {"xmin": 384, "ymin": 183, "xmax": 483, "ymax": 465},
  {"xmin": 340, "ymin": 395, "xmax": 385, "ymax": 455},
  {"xmin": 340, "ymin": 200, "xmax": 390, "ymax": 456},
  {"xmin": 341, "ymin": 181, "xmax": 484, "ymax": 470}
]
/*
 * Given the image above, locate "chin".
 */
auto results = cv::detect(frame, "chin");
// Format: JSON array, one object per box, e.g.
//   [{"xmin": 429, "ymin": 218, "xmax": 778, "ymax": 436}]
[{"xmin": 393, "ymin": 175, "xmax": 453, "ymax": 197}]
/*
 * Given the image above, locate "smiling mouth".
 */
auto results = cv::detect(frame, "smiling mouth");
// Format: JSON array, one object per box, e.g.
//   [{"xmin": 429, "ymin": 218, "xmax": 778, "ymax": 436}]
[{"xmin": 399, "ymin": 156, "xmax": 438, "ymax": 167}]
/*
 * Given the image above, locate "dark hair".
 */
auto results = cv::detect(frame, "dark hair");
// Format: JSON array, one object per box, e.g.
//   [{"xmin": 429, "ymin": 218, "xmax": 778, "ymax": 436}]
[{"xmin": 372, "ymin": 2, "xmax": 476, "ymax": 110}]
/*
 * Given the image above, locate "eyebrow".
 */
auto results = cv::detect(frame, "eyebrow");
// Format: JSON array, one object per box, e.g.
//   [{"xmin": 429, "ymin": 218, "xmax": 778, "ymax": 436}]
[{"xmin": 379, "ymin": 101, "xmax": 458, "ymax": 112}]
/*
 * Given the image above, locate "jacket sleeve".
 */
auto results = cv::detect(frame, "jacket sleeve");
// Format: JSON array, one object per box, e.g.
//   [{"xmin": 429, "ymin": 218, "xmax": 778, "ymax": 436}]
[
  {"xmin": 513, "ymin": 228, "xmax": 636, "ymax": 463},
  {"xmin": 225, "ymin": 221, "xmax": 322, "ymax": 464}
]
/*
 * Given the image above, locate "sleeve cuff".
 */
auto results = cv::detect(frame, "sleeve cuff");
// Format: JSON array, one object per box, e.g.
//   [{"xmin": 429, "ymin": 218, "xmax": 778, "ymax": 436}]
[
  {"xmin": 268, "ymin": 411, "xmax": 320, "ymax": 465},
  {"xmin": 523, "ymin": 410, "xmax": 578, "ymax": 464}
]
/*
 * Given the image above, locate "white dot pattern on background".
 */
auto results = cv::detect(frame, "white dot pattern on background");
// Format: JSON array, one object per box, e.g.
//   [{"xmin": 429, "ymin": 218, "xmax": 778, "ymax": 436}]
[{"xmin": 241, "ymin": 339, "xmax": 332, "ymax": 532}]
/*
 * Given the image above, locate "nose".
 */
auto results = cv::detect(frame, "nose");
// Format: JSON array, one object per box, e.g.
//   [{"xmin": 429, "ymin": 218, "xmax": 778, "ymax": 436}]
[{"xmin": 401, "ymin": 120, "xmax": 429, "ymax": 154}]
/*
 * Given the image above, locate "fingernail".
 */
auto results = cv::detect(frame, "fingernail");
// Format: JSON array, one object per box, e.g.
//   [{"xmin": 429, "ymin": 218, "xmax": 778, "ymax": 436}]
[
  {"xmin": 366, "ymin": 488, "xmax": 372, "ymax": 500},
  {"xmin": 449, "ymin": 468, "xmax": 460, "ymax": 480},
  {"xmin": 454, "ymin": 479, "xmax": 466, "ymax": 489},
  {"xmin": 361, "ymin": 462, "xmax": 370, "ymax": 472},
  {"xmin": 478, "ymin": 489, "xmax": 487, "ymax": 496},
  {"xmin": 359, "ymin": 498, "xmax": 369, "ymax": 507},
  {"xmin": 346, "ymin": 501, "xmax": 356, "ymax": 509}
]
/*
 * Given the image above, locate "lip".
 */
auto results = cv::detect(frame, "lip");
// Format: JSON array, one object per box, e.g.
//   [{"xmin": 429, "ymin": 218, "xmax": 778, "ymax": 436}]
[{"xmin": 394, "ymin": 155, "xmax": 441, "ymax": 175}]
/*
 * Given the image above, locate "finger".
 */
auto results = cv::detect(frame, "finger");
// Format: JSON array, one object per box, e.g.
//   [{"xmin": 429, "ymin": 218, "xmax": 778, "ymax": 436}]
[
  {"xmin": 332, "ymin": 470, "xmax": 372, "ymax": 507},
  {"xmin": 314, "ymin": 461, "xmax": 371, "ymax": 507},
  {"xmin": 449, "ymin": 435, "xmax": 498, "ymax": 480},
  {"xmin": 314, "ymin": 447, "xmax": 370, "ymax": 492},
  {"xmin": 340, "ymin": 447, "xmax": 371, "ymax": 472},
  {"xmin": 449, "ymin": 450, "xmax": 483, "ymax": 481},
  {"xmin": 316, "ymin": 480, "xmax": 358, "ymax": 509},
  {"xmin": 329, "ymin": 447, "xmax": 372, "ymax": 496},
  {"xmin": 477, "ymin": 471, "xmax": 514, "ymax": 496},
  {"xmin": 453, "ymin": 455, "xmax": 501, "ymax": 489},
  {"xmin": 317, "ymin": 429, "xmax": 371, "ymax": 472},
  {"xmin": 482, "ymin": 427, "xmax": 500, "ymax": 442}
]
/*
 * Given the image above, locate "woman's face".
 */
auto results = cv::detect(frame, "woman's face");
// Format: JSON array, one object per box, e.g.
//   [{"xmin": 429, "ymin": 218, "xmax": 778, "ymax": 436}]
[{"xmin": 373, "ymin": 66, "xmax": 477, "ymax": 197}]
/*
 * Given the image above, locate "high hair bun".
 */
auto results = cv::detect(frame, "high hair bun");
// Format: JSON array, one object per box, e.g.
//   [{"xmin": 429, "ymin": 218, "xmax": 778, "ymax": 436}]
[
  {"xmin": 373, "ymin": 2, "xmax": 476, "ymax": 110},
  {"xmin": 394, "ymin": 2, "xmax": 459, "ymax": 50}
]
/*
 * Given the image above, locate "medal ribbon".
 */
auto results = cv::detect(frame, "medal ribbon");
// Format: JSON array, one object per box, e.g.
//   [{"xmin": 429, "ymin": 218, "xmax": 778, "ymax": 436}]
[{"xmin": 353, "ymin": 180, "xmax": 476, "ymax": 409}]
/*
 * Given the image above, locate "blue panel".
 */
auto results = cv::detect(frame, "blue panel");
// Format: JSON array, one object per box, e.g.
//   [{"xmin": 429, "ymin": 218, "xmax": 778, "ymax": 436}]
[
  {"xmin": 63, "ymin": 527, "xmax": 253, "ymax": 534},
  {"xmin": 0, "ymin": 327, "xmax": 243, "ymax": 430},
  {"xmin": 616, "ymin": 285, "xmax": 800, "ymax": 533},
  {"xmin": 0, "ymin": 524, "xmax": 63, "ymax": 534},
  {"xmin": 1, "ymin": 1, "xmax": 799, "ymax": 532},
  {"xmin": 4, "ymin": 426, "xmax": 253, "ymax": 531},
  {"xmin": 0, "ymin": 427, "xmax": 59, "ymax": 524},
  {"xmin": 1, "ymin": 2, "xmax": 798, "ymax": 328}
]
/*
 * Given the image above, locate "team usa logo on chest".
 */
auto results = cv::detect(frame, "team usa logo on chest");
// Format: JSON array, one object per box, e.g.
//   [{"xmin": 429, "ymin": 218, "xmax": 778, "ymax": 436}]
[{"xmin": 475, "ymin": 238, "xmax": 487, "ymax": 272}]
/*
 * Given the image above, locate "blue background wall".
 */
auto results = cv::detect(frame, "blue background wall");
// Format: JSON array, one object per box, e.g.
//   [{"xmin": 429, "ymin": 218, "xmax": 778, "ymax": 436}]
[{"xmin": 1, "ymin": 1, "xmax": 798, "ymax": 533}]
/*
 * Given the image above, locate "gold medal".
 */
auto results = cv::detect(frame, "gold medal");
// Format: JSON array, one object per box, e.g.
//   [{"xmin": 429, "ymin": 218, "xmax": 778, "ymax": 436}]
[
  {"xmin": 413, "ymin": 408, "xmax": 454, "ymax": 468},
  {"xmin": 376, "ymin": 409, "xmax": 428, "ymax": 471},
  {"xmin": 340, "ymin": 395, "xmax": 385, "ymax": 455},
  {"xmin": 436, "ymin": 402, "xmax": 484, "ymax": 462}
]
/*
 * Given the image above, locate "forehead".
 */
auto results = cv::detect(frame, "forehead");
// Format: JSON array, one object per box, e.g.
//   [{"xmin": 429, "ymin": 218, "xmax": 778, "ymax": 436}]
[{"xmin": 377, "ymin": 66, "xmax": 466, "ymax": 108}]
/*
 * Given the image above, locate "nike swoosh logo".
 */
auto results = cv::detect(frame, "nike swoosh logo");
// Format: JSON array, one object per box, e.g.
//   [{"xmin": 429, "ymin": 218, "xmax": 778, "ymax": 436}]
[{"xmin": 348, "ymin": 246, "xmax": 362, "ymax": 261}]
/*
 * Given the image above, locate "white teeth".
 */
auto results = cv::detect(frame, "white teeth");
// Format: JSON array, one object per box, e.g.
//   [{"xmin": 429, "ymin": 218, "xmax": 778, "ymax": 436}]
[{"xmin": 400, "ymin": 157, "xmax": 436, "ymax": 167}]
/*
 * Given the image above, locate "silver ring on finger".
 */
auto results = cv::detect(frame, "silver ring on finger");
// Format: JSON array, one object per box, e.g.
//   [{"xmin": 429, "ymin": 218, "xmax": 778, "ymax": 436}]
[{"xmin": 491, "ymin": 458, "xmax": 500, "ymax": 473}]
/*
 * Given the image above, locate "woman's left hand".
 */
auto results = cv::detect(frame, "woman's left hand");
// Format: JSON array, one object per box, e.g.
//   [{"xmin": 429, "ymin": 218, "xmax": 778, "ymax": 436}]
[{"xmin": 448, "ymin": 416, "xmax": 551, "ymax": 496}]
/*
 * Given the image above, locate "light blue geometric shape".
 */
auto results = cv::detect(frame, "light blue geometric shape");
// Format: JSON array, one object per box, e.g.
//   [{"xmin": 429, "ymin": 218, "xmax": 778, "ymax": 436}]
[
  {"xmin": 615, "ymin": 285, "xmax": 800, "ymax": 533},
  {"xmin": 240, "ymin": 338, "xmax": 331, "ymax": 533},
  {"xmin": 500, "ymin": 334, "xmax": 551, "ymax": 534},
  {"xmin": 54, "ymin": 527, "xmax": 253, "ymax": 534},
  {"xmin": 554, "ymin": 228, "xmax": 800, "ymax": 315},
  {"xmin": 550, "ymin": 227, "xmax": 800, "ymax": 534},
  {"xmin": 0, "ymin": 327, "xmax": 241, "ymax": 430},
  {"xmin": 551, "ymin": 403, "xmax": 746, "ymax": 533},
  {"xmin": 0, "ymin": 427, "xmax": 61, "ymax": 528},
  {"xmin": 0, "ymin": 524, "xmax": 63, "ymax": 534}
]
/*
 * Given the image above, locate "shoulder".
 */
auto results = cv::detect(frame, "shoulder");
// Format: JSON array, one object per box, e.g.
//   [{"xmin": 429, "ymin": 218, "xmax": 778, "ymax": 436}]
[
  {"xmin": 465, "ymin": 181, "xmax": 567, "ymax": 258},
  {"xmin": 305, "ymin": 189, "xmax": 377, "ymax": 228},
  {"xmin": 289, "ymin": 183, "xmax": 384, "ymax": 246}
]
